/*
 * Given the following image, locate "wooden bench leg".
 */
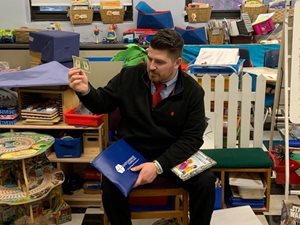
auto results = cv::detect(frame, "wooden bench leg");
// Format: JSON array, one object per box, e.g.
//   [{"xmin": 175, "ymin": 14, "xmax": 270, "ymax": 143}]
[
  {"xmin": 103, "ymin": 211, "xmax": 109, "ymax": 225},
  {"xmin": 182, "ymin": 191, "xmax": 189, "ymax": 225}
]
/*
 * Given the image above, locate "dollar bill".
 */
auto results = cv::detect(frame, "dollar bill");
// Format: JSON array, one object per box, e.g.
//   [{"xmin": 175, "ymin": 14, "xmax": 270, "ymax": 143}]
[{"xmin": 72, "ymin": 55, "xmax": 91, "ymax": 73}]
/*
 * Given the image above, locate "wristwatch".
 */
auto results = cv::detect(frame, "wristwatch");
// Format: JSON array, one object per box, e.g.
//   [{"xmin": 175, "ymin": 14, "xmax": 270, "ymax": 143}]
[{"xmin": 153, "ymin": 160, "xmax": 163, "ymax": 175}]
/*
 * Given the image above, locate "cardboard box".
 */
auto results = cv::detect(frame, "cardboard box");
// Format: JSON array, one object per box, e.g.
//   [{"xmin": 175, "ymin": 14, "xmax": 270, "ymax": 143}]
[{"xmin": 83, "ymin": 131, "xmax": 102, "ymax": 154}]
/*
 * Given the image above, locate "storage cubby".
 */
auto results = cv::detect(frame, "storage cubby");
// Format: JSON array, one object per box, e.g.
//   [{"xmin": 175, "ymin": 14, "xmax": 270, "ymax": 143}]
[{"xmin": 17, "ymin": 87, "xmax": 79, "ymax": 123}]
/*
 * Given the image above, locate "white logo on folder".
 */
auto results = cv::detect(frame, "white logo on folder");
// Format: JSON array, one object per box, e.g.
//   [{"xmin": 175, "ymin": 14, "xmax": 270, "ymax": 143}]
[{"xmin": 115, "ymin": 164, "xmax": 125, "ymax": 173}]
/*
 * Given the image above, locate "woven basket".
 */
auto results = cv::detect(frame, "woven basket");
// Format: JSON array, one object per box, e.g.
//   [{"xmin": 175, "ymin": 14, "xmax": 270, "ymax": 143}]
[
  {"xmin": 100, "ymin": 9, "xmax": 125, "ymax": 24},
  {"xmin": 207, "ymin": 28, "xmax": 224, "ymax": 44},
  {"xmin": 268, "ymin": 8, "xmax": 294, "ymax": 23},
  {"xmin": 240, "ymin": 5, "xmax": 269, "ymax": 22},
  {"xmin": 68, "ymin": 8, "xmax": 93, "ymax": 25},
  {"xmin": 14, "ymin": 27, "xmax": 42, "ymax": 43},
  {"xmin": 186, "ymin": 7, "xmax": 212, "ymax": 23}
]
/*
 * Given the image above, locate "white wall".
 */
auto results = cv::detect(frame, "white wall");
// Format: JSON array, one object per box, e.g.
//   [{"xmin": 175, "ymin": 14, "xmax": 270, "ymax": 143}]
[{"xmin": 0, "ymin": 0, "xmax": 189, "ymax": 42}]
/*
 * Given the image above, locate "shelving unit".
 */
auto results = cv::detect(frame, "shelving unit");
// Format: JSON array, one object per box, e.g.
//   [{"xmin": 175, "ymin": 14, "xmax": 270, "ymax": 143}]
[
  {"xmin": 0, "ymin": 132, "xmax": 64, "ymax": 222},
  {"xmin": 0, "ymin": 86, "xmax": 109, "ymax": 208},
  {"xmin": 0, "ymin": 121, "xmax": 106, "ymax": 208},
  {"xmin": 269, "ymin": 0, "xmax": 299, "ymax": 198}
]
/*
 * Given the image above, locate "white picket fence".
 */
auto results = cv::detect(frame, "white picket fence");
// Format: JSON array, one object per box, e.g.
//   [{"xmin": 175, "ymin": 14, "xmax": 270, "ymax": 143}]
[{"xmin": 193, "ymin": 73, "xmax": 266, "ymax": 149}]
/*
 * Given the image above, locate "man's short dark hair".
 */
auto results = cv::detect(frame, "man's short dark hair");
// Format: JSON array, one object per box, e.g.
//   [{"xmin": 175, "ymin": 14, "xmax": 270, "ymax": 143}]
[{"xmin": 150, "ymin": 29, "xmax": 184, "ymax": 60}]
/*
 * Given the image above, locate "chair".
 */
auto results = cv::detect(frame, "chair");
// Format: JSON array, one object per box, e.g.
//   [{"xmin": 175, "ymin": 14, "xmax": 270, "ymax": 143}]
[
  {"xmin": 193, "ymin": 74, "xmax": 273, "ymax": 212},
  {"xmin": 103, "ymin": 177, "xmax": 189, "ymax": 225},
  {"xmin": 104, "ymin": 110, "xmax": 189, "ymax": 225}
]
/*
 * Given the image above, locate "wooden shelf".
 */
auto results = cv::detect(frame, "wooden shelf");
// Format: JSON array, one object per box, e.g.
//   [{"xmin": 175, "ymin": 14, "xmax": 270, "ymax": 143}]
[
  {"xmin": 0, "ymin": 121, "xmax": 100, "ymax": 130},
  {"xmin": 47, "ymin": 152, "xmax": 96, "ymax": 163},
  {"xmin": 63, "ymin": 189, "xmax": 103, "ymax": 208}
]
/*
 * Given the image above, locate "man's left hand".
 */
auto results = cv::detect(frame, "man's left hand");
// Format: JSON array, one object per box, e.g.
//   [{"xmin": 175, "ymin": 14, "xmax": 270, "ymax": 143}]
[{"xmin": 131, "ymin": 162, "xmax": 157, "ymax": 188}]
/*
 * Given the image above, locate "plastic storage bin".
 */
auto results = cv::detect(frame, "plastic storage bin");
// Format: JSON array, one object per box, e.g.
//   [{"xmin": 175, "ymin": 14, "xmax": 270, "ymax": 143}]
[
  {"xmin": 54, "ymin": 136, "xmax": 82, "ymax": 158},
  {"xmin": 64, "ymin": 107, "xmax": 104, "ymax": 127}
]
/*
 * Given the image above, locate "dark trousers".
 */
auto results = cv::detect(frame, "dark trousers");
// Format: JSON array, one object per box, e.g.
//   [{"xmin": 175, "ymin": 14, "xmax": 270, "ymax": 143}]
[{"xmin": 102, "ymin": 169, "xmax": 216, "ymax": 225}]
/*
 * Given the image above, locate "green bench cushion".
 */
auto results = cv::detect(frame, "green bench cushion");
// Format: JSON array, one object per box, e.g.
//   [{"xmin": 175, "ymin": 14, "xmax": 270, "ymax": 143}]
[{"xmin": 202, "ymin": 148, "xmax": 273, "ymax": 168}]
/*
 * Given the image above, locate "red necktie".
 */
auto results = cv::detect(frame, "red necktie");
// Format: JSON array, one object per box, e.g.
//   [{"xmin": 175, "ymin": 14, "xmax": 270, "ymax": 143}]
[{"xmin": 152, "ymin": 83, "xmax": 165, "ymax": 107}]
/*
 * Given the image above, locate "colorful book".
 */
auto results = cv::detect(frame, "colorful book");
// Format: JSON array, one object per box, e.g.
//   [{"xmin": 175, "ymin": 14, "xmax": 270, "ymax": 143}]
[
  {"xmin": 171, "ymin": 150, "xmax": 216, "ymax": 181},
  {"xmin": 281, "ymin": 200, "xmax": 300, "ymax": 224},
  {"xmin": 91, "ymin": 139, "xmax": 146, "ymax": 197}
]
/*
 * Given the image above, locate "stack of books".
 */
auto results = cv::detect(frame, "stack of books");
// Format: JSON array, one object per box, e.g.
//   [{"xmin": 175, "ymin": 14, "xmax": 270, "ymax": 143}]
[
  {"xmin": 228, "ymin": 13, "xmax": 253, "ymax": 37},
  {"xmin": 227, "ymin": 172, "xmax": 265, "ymax": 208},
  {"xmin": 21, "ymin": 102, "xmax": 60, "ymax": 125},
  {"xmin": 0, "ymin": 89, "xmax": 18, "ymax": 125},
  {"xmin": 0, "ymin": 108, "xmax": 18, "ymax": 125}
]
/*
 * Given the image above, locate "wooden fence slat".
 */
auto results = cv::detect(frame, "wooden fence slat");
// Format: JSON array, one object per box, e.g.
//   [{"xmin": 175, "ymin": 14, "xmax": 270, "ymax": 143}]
[
  {"xmin": 214, "ymin": 75, "xmax": 225, "ymax": 148},
  {"xmin": 240, "ymin": 74, "xmax": 252, "ymax": 147},
  {"xmin": 202, "ymin": 75, "xmax": 212, "ymax": 111},
  {"xmin": 227, "ymin": 74, "xmax": 239, "ymax": 148},
  {"xmin": 253, "ymin": 75, "xmax": 266, "ymax": 147}
]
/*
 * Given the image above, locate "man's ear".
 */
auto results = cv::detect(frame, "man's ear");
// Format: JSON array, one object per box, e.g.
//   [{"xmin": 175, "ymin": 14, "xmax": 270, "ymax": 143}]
[{"xmin": 175, "ymin": 57, "xmax": 183, "ymax": 68}]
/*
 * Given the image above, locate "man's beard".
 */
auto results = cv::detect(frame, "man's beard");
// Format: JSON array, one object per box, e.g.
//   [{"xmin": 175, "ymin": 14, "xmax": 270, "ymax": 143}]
[{"xmin": 148, "ymin": 70, "xmax": 159, "ymax": 81}]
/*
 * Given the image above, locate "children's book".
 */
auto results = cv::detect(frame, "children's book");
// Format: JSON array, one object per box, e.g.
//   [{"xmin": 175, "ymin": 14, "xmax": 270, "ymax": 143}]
[
  {"xmin": 171, "ymin": 150, "xmax": 217, "ymax": 181},
  {"xmin": 281, "ymin": 200, "xmax": 300, "ymax": 225}
]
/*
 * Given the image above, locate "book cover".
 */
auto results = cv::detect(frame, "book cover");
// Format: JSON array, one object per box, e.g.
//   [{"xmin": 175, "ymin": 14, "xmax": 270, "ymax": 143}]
[
  {"xmin": 241, "ymin": 13, "xmax": 254, "ymax": 33},
  {"xmin": 230, "ymin": 20, "xmax": 240, "ymax": 36},
  {"xmin": 91, "ymin": 139, "xmax": 146, "ymax": 197},
  {"xmin": 281, "ymin": 200, "xmax": 300, "ymax": 225},
  {"xmin": 236, "ymin": 20, "xmax": 249, "ymax": 35},
  {"xmin": 171, "ymin": 150, "xmax": 216, "ymax": 181}
]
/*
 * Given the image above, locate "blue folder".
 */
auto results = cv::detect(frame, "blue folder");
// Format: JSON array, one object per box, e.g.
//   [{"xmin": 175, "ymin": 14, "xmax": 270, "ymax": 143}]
[{"xmin": 91, "ymin": 139, "xmax": 146, "ymax": 197}]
